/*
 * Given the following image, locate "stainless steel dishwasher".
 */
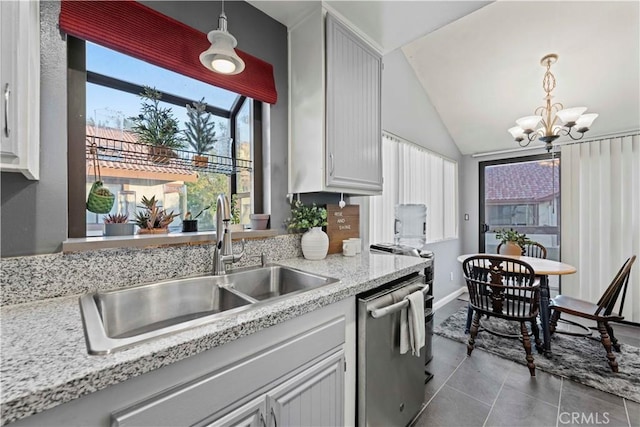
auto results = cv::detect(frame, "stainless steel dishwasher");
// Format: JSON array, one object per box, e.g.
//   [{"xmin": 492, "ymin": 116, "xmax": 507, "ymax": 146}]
[{"xmin": 357, "ymin": 273, "xmax": 428, "ymax": 427}]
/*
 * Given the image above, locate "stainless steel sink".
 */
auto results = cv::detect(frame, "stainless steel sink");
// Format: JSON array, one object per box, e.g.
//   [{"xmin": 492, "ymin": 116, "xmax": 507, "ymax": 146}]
[
  {"xmin": 80, "ymin": 266, "xmax": 338, "ymax": 354},
  {"xmin": 221, "ymin": 266, "xmax": 340, "ymax": 301}
]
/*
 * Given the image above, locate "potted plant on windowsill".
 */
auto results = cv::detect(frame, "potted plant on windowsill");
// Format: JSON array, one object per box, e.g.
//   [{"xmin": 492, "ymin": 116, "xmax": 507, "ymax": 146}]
[
  {"xmin": 495, "ymin": 228, "xmax": 532, "ymax": 256},
  {"xmin": 286, "ymin": 200, "xmax": 328, "ymax": 260},
  {"xmin": 103, "ymin": 213, "xmax": 135, "ymax": 236},
  {"xmin": 129, "ymin": 87, "xmax": 185, "ymax": 164},
  {"xmin": 134, "ymin": 195, "xmax": 180, "ymax": 234},
  {"xmin": 185, "ymin": 98, "xmax": 216, "ymax": 168}
]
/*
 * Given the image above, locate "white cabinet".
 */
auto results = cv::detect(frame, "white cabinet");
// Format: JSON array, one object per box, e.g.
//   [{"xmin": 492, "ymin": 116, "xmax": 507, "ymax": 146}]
[
  {"xmin": 111, "ymin": 317, "xmax": 346, "ymax": 427},
  {"xmin": 268, "ymin": 350, "xmax": 344, "ymax": 426},
  {"xmin": 206, "ymin": 350, "xmax": 344, "ymax": 427},
  {"xmin": 0, "ymin": 0, "xmax": 40, "ymax": 180},
  {"xmin": 205, "ymin": 396, "xmax": 265, "ymax": 427},
  {"xmin": 289, "ymin": 6, "xmax": 382, "ymax": 195},
  {"xmin": 10, "ymin": 298, "xmax": 355, "ymax": 427}
]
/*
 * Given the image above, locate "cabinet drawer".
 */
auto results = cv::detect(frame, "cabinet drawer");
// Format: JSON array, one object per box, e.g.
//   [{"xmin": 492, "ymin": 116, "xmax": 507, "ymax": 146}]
[{"xmin": 111, "ymin": 317, "xmax": 345, "ymax": 427}]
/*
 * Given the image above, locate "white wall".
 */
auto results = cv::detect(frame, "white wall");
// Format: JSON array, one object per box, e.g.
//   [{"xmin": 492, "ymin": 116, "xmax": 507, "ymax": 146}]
[{"xmin": 381, "ymin": 49, "xmax": 465, "ymax": 300}]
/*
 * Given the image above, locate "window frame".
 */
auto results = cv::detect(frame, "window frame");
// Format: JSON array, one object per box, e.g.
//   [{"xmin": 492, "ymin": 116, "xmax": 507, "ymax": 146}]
[{"xmin": 67, "ymin": 37, "xmax": 262, "ymax": 238}]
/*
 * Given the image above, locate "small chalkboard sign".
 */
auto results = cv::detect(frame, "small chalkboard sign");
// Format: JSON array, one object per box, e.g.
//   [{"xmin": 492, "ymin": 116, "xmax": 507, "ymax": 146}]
[{"xmin": 326, "ymin": 204, "xmax": 360, "ymax": 254}]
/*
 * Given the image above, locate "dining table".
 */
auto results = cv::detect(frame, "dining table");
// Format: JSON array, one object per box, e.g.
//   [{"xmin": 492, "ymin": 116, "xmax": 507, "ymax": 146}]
[{"xmin": 457, "ymin": 253, "xmax": 577, "ymax": 354}]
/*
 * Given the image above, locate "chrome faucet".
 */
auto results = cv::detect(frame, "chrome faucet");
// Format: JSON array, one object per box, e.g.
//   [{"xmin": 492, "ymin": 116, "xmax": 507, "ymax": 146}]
[{"xmin": 212, "ymin": 194, "xmax": 244, "ymax": 275}]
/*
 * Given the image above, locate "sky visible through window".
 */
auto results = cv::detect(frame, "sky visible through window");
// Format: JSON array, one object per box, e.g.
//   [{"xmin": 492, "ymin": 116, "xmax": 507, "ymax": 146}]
[{"xmin": 86, "ymin": 42, "xmax": 237, "ymax": 134}]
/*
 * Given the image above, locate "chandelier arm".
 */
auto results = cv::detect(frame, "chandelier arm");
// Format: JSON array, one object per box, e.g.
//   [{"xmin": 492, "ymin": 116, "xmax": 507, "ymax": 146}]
[
  {"xmin": 518, "ymin": 139, "xmax": 532, "ymax": 147},
  {"xmin": 550, "ymin": 102, "xmax": 563, "ymax": 114},
  {"xmin": 567, "ymin": 128, "xmax": 586, "ymax": 141}
]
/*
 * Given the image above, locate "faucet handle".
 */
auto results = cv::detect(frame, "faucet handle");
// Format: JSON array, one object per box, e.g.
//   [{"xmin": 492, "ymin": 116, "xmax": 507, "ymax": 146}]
[
  {"xmin": 231, "ymin": 238, "xmax": 245, "ymax": 263},
  {"xmin": 247, "ymin": 251, "xmax": 267, "ymax": 267}
]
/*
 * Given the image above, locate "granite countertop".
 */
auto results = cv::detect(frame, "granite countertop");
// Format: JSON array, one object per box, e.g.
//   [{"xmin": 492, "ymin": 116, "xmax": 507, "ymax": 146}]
[{"xmin": 0, "ymin": 251, "xmax": 428, "ymax": 425}]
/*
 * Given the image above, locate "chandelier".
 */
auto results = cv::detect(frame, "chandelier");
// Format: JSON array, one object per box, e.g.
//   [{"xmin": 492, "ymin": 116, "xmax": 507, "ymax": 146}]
[{"xmin": 508, "ymin": 54, "xmax": 598, "ymax": 152}]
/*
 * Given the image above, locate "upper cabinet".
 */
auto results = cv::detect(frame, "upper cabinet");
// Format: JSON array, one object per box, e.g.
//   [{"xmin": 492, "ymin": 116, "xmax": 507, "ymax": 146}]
[
  {"xmin": 0, "ymin": 0, "xmax": 40, "ymax": 180},
  {"xmin": 289, "ymin": 7, "xmax": 382, "ymax": 195}
]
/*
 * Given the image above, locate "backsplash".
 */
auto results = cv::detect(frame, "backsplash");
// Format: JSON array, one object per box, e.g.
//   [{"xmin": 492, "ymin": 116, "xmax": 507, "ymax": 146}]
[{"xmin": 0, "ymin": 234, "xmax": 301, "ymax": 306}]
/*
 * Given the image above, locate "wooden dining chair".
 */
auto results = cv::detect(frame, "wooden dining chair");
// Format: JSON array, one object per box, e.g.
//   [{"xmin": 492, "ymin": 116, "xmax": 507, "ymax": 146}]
[
  {"xmin": 523, "ymin": 242, "xmax": 547, "ymax": 259},
  {"xmin": 463, "ymin": 255, "xmax": 542, "ymax": 376},
  {"xmin": 496, "ymin": 241, "xmax": 547, "ymax": 259},
  {"xmin": 465, "ymin": 242, "xmax": 547, "ymax": 335},
  {"xmin": 549, "ymin": 255, "xmax": 636, "ymax": 373}
]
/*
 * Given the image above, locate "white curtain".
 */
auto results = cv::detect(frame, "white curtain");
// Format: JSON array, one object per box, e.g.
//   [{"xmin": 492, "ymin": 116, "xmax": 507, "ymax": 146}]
[
  {"xmin": 369, "ymin": 134, "xmax": 398, "ymax": 244},
  {"xmin": 561, "ymin": 134, "xmax": 640, "ymax": 322},
  {"xmin": 369, "ymin": 132, "xmax": 458, "ymax": 244}
]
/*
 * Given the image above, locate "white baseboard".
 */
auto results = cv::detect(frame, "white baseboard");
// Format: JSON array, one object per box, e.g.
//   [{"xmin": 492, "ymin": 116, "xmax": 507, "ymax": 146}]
[{"xmin": 433, "ymin": 287, "xmax": 467, "ymax": 311}]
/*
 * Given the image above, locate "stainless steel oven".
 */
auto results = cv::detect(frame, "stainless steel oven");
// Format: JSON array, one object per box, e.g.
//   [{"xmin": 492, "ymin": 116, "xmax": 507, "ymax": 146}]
[{"xmin": 357, "ymin": 273, "xmax": 429, "ymax": 427}]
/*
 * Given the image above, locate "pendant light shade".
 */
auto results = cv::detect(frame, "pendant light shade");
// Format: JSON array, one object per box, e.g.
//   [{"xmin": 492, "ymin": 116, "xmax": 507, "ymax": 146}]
[{"xmin": 200, "ymin": 8, "xmax": 245, "ymax": 75}]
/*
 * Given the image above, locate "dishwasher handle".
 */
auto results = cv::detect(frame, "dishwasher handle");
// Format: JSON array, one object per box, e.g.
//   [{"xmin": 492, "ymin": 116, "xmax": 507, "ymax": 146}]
[{"xmin": 369, "ymin": 284, "xmax": 429, "ymax": 319}]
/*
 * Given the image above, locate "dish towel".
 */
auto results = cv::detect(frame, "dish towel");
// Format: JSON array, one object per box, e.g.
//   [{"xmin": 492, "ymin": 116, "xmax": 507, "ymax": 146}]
[{"xmin": 400, "ymin": 290, "xmax": 425, "ymax": 357}]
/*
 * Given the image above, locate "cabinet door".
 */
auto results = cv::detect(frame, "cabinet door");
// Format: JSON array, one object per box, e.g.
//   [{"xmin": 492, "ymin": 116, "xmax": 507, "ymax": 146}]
[
  {"xmin": 202, "ymin": 396, "xmax": 266, "ymax": 427},
  {"xmin": 0, "ymin": 0, "xmax": 39, "ymax": 180},
  {"xmin": 267, "ymin": 350, "xmax": 344, "ymax": 427},
  {"xmin": 325, "ymin": 14, "xmax": 382, "ymax": 193}
]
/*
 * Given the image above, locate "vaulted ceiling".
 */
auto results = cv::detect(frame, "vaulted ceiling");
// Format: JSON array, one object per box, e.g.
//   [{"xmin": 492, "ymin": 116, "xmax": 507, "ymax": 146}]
[{"xmin": 249, "ymin": 1, "xmax": 640, "ymax": 156}]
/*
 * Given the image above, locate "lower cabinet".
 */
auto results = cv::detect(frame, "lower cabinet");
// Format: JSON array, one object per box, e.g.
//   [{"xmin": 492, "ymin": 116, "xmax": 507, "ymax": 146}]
[
  {"xmin": 205, "ymin": 396, "xmax": 265, "ymax": 427},
  {"xmin": 205, "ymin": 350, "xmax": 344, "ymax": 427},
  {"xmin": 11, "ymin": 298, "xmax": 354, "ymax": 427},
  {"xmin": 111, "ymin": 317, "xmax": 346, "ymax": 427}
]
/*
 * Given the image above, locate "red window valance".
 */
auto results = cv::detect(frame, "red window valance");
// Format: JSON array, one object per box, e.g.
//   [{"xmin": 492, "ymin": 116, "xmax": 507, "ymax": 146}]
[{"xmin": 59, "ymin": 0, "xmax": 278, "ymax": 104}]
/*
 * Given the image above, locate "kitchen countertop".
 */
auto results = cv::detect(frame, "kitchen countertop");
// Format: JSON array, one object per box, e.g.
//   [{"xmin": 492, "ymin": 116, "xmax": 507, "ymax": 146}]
[{"xmin": 0, "ymin": 251, "xmax": 428, "ymax": 425}]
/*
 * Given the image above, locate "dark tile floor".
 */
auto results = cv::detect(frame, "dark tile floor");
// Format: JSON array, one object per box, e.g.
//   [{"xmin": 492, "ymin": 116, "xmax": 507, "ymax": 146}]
[{"xmin": 411, "ymin": 299, "xmax": 640, "ymax": 427}]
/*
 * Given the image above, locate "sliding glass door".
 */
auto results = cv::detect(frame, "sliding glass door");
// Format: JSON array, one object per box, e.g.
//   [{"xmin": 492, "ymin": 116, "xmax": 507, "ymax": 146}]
[{"xmin": 479, "ymin": 154, "xmax": 561, "ymax": 263}]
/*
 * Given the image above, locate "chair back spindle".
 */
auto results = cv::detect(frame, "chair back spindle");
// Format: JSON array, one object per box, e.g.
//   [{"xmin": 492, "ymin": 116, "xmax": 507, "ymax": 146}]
[
  {"xmin": 463, "ymin": 255, "xmax": 539, "ymax": 320},
  {"xmin": 595, "ymin": 256, "xmax": 636, "ymax": 317}
]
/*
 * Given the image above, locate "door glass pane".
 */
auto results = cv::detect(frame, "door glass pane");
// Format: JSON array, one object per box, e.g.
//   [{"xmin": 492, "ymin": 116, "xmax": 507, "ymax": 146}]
[{"xmin": 483, "ymin": 157, "xmax": 560, "ymax": 261}]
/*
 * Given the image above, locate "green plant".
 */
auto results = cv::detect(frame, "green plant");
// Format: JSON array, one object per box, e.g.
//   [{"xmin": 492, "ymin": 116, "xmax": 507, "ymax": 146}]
[
  {"xmin": 495, "ymin": 228, "xmax": 532, "ymax": 246},
  {"xmin": 230, "ymin": 194, "xmax": 241, "ymax": 224},
  {"xmin": 129, "ymin": 87, "xmax": 185, "ymax": 149},
  {"xmin": 184, "ymin": 98, "xmax": 217, "ymax": 155},
  {"xmin": 134, "ymin": 195, "xmax": 180, "ymax": 230},
  {"xmin": 103, "ymin": 213, "xmax": 129, "ymax": 224},
  {"xmin": 285, "ymin": 200, "xmax": 327, "ymax": 232}
]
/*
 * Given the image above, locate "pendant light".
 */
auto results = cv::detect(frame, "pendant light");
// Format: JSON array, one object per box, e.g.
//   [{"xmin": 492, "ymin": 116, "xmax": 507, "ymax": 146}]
[
  {"xmin": 508, "ymin": 54, "xmax": 597, "ymax": 152},
  {"xmin": 199, "ymin": 0, "xmax": 245, "ymax": 75}
]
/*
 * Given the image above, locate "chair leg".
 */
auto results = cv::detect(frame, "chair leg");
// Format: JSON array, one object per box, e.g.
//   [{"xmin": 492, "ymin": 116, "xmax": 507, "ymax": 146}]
[
  {"xmin": 549, "ymin": 309, "xmax": 561, "ymax": 335},
  {"xmin": 597, "ymin": 321, "xmax": 618, "ymax": 373},
  {"xmin": 605, "ymin": 322, "xmax": 621, "ymax": 352},
  {"xmin": 530, "ymin": 319, "xmax": 543, "ymax": 353},
  {"xmin": 521, "ymin": 322, "xmax": 536, "ymax": 376},
  {"xmin": 465, "ymin": 304, "xmax": 473, "ymax": 334},
  {"xmin": 467, "ymin": 311, "xmax": 481, "ymax": 356}
]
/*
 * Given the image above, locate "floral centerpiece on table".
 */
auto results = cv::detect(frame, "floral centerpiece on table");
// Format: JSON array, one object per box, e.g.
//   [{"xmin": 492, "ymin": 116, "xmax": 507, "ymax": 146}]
[{"xmin": 495, "ymin": 228, "xmax": 532, "ymax": 255}]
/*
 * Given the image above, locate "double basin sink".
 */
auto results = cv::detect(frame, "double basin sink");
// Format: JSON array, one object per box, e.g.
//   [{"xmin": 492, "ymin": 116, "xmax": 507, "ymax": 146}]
[{"xmin": 80, "ymin": 266, "xmax": 339, "ymax": 355}]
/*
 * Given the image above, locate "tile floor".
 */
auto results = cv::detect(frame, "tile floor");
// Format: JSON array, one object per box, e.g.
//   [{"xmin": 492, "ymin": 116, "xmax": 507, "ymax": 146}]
[{"xmin": 411, "ymin": 299, "xmax": 640, "ymax": 427}]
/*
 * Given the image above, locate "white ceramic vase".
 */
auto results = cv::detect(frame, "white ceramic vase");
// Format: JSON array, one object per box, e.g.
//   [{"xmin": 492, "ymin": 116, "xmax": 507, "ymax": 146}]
[{"xmin": 301, "ymin": 227, "xmax": 329, "ymax": 260}]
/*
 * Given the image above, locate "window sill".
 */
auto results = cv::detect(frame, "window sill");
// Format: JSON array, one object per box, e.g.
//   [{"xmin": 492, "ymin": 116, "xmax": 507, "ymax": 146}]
[{"xmin": 62, "ymin": 229, "xmax": 280, "ymax": 253}]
